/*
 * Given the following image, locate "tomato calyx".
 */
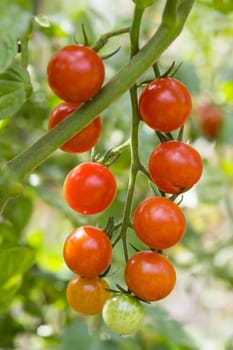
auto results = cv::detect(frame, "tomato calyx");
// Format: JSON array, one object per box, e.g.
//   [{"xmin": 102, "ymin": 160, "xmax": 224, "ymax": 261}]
[
  {"xmin": 101, "ymin": 46, "xmax": 121, "ymax": 60},
  {"xmin": 93, "ymin": 139, "xmax": 130, "ymax": 167}
]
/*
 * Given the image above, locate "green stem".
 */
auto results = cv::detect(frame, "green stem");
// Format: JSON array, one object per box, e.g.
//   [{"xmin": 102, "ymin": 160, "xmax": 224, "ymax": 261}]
[
  {"xmin": 118, "ymin": 4, "xmax": 144, "ymax": 263},
  {"xmin": 2, "ymin": 0, "xmax": 194, "ymax": 209},
  {"xmin": 92, "ymin": 26, "xmax": 131, "ymax": 52}
]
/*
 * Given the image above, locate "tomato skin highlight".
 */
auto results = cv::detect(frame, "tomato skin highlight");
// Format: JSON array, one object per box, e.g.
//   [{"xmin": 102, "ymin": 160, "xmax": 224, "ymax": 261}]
[
  {"xmin": 133, "ymin": 196, "xmax": 186, "ymax": 249},
  {"xmin": 102, "ymin": 294, "xmax": 144, "ymax": 335},
  {"xmin": 139, "ymin": 77, "xmax": 192, "ymax": 132},
  {"xmin": 149, "ymin": 140, "xmax": 203, "ymax": 194},
  {"xmin": 47, "ymin": 45, "xmax": 105, "ymax": 103},
  {"xmin": 63, "ymin": 226, "xmax": 112, "ymax": 277},
  {"xmin": 125, "ymin": 250, "xmax": 176, "ymax": 302},
  {"xmin": 48, "ymin": 102, "xmax": 102, "ymax": 153},
  {"xmin": 63, "ymin": 162, "xmax": 117, "ymax": 215},
  {"xmin": 66, "ymin": 275, "xmax": 110, "ymax": 315}
]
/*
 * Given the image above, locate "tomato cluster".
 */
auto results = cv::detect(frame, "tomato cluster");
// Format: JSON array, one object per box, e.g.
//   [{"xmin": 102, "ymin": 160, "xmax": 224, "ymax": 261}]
[
  {"xmin": 64, "ymin": 226, "xmax": 112, "ymax": 315},
  {"xmin": 120, "ymin": 78, "xmax": 202, "ymax": 307},
  {"xmin": 46, "ymin": 45, "xmax": 115, "ymax": 316},
  {"xmin": 46, "ymin": 45, "xmax": 203, "ymax": 336},
  {"xmin": 47, "ymin": 45, "xmax": 104, "ymax": 154}
]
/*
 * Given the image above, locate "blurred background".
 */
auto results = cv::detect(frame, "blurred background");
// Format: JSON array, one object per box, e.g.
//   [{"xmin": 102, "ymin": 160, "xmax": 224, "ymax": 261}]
[{"xmin": 1, "ymin": 0, "xmax": 233, "ymax": 349}]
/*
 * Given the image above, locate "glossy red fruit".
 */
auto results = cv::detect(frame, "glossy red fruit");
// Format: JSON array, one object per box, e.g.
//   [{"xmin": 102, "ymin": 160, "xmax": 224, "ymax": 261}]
[
  {"xmin": 48, "ymin": 102, "xmax": 102, "ymax": 153},
  {"xmin": 149, "ymin": 140, "xmax": 203, "ymax": 194},
  {"xmin": 47, "ymin": 45, "xmax": 105, "ymax": 103},
  {"xmin": 125, "ymin": 250, "xmax": 176, "ymax": 302},
  {"xmin": 66, "ymin": 275, "xmax": 110, "ymax": 315},
  {"xmin": 133, "ymin": 196, "xmax": 186, "ymax": 249},
  {"xmin": 139, "ymin": 78, "xmax": 192, "ymax": 132},
  {"xmin": 63, "ymin": 162, "xmax": 117, "ymax": 215},
  {"xmin": 63, "ymin": 226, "xmax": 112, "ymax": 277}
]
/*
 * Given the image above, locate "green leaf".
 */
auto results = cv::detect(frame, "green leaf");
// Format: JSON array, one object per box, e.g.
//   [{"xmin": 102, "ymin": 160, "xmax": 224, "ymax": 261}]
[
  {"xmin": 0, "ymin": 3, "xmax": 32, "ymax": 40},
  {"xmin": 0, "ymin": 275, "xmax": 22, "ymax": 312},
  {"xmin": 3, "ymin": 193, "xmax": 33, "ymax": 234},
  {"xmin": 0, "ymin": 246, "xmax": 35, "ymax": 285},
  {"xmin": 0, "ymin": 3, "xmax": 33, "ymax": 72},
  {"xmin": 0, "ymin": 34, "xmax": 17, "ymax": 73},
  {"xmin": 0, "ymin": 64, "xmax": 32, "ymax": 119},
  {"xmin": 0, "ymin": 246, "xmax": 35, "ymax": 311}
]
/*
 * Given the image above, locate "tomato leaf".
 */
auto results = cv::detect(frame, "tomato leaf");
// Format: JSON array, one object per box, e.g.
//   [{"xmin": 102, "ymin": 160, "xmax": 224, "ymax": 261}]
[
  {"xmin": 0, "ymin": 2, "xmax": 32, "ymax": 72},
  {"xmin": 0, "ymin": 64, "xmax": 32, "ymax": 119},
  {"xmin": 0, "ymin": 246, "xmax": 35, "ymax": 285},
  {"xmin": 0, "ymin": 246, "xmax": 35, "ymax": 311},
  {"xmin": 0, "ymin": 34, "xmax": 17, "ymax": 74},
  {"xmin": 0, "ymin": 3, "xmax": 32, "ymax": 40}
]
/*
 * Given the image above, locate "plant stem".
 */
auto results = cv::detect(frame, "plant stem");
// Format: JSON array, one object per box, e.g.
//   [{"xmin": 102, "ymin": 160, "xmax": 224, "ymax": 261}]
[
  {"xmin": 2, "ymin": 0, "xmax": 195, "ymax": 209},
  {"xmin": 92, "ymin": 27, "xmax": 131, "ymax": 52},
  {"xmin": 118, "ymin": 3, "xmax": 144, "ymax": 263}
]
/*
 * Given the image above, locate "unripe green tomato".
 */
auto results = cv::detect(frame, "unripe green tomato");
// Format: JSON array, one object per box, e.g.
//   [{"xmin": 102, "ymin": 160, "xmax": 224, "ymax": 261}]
[{"xmin": 102, "ymin": 294, "xmax": 144, "ymax": 335}]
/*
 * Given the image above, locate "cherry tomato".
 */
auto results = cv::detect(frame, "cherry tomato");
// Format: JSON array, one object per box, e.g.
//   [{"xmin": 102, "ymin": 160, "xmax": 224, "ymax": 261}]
[
  {"xmin": 63, "ymin": 162, "xmax": 117, "ymax": 215},
  {"xmin": 139, "ymin": 77, "xmax": 192, "ymax": 132},
  {"xmin": 47, "ymin": 45, "xmax": 105, "ymax": 103},
  {"xmin": 48, "ymin": 102, "xmax": 102, "ymax": 153},
  {"xmin": 63, "ymin": 225, "xmax": 112, "ymax": 277},
  {"xmin": 133, "ymin": 196, "xmax": 186, "ymax": 249},
  {"xmin": 102, "ymin": 294, "xmax": 144, "ymax": 335},
  {"xmin": 196, "ymin": 101, "xmax": 223, "ymax": 139},
  {"xmin": 66, "ymin": 275, "xmax": 110, "ymax": 315},
  {"xmin": 125, "ymin": 250, "xmax": 176, "ymax": 302},
  {"xmin": 149, "ymin": 140, "xmax": 203, "ymax": 194}
]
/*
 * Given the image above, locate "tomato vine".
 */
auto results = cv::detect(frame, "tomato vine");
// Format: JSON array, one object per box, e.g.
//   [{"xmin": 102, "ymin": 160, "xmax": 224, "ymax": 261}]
[
  {"xmin": 0, "ymin": 0, "xmax": 199, "ymax": 336},
  {"xmin": 0, "ymin": 0, "xmax": 195, "ymax": 212}
]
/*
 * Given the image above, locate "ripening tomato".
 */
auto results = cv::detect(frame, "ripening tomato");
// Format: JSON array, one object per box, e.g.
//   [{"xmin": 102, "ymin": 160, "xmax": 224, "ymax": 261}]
[
  {"xmin": 125, "ymin": 250, "xmax": 176, "ymax": 302},
  {"xmin": 63, "ymin": 226, "xmax": 112, "ymax": 277},
  {"xmin": 196, "ymin": 101, "xmax": 223, "ymax": 139},
  {"xmin": 63, "ymin": 162, "xmax": 117, "ymax": 215},
  {"xmin": 139, "ymin": 77, "xmax": 192, "ymax": 132},
  {"xmin": 48, "ymin": 102, "xmax": 102, "ymax": 153},
  {"xmin": 149, "ymin": 140, "xmax": 203, "ymax": 194},
  {"xmin": 102, "ymin": 294, "xmax": 144, "ymax": 335},
  {"xmin": 47, "ymin": 45, "xmax": 105, "ymax": 103},
  {"xmin": 66, "ymin": 275, "xmax": 110, "ymax": 315},
  {"xmin": 133, "ymin": 197, "xmax": 186, "ymax": 249}
]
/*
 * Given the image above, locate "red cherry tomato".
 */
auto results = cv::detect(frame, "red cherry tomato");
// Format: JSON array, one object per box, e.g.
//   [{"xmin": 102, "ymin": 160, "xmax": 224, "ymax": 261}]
[
  {"xmin": 48, "ymin": 102, "xmax": 102, "ymax": 153},
  {"xmin": 63, "ymin": 162, "xmax": 117, "ymax": 215},
  {"xmin": 63, "ymin": 225, "xmax": 112, "ymax": 277},
  {"xmin": 47, "ymin": 45, "xmax": 105, "ymax": 103},
  {"xmin": 197, "ymin": 101, "xmax": 223, "ymax": 139},
  {"xmin": 125, "ymin": 250, "xmax": 176, "ymax": 302},
  {"xmin": 149, "ymin": 140, "xmax": 203, "ymax": 194},
  {"xmin": 139, "ymin": 77, "xmax": 192, "ymax": 132},
  {"xmin": 133, "ymin": 196, "xmax": 186, "ymax": 249},
  {"xmin": 66, "ymin": 275, "xmax": 110, "ymax": 315}
]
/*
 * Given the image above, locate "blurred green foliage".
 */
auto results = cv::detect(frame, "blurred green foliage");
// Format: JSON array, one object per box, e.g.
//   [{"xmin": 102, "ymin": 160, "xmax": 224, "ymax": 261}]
[{"xmin": 0, "ymin": 0, "xmax": 233, "ymax": 349}]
